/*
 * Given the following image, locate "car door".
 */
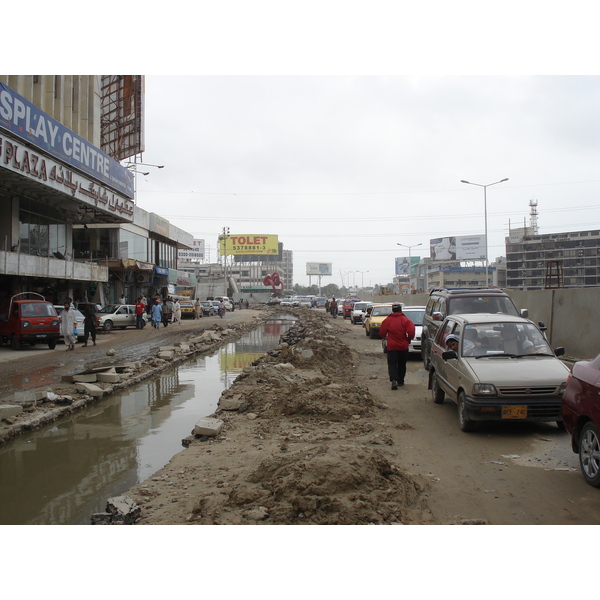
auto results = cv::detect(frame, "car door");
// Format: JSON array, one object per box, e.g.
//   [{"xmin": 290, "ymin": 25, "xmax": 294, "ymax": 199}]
[{"xmin": 431, "ymin": 318, "xmax": 461, "ymax": 400}]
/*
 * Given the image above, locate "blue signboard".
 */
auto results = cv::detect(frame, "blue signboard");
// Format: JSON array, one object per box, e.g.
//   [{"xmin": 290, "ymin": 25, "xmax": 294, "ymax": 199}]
[{"xmin": 0, "ymin": 82, "xmax": 134, "ymax": 198}]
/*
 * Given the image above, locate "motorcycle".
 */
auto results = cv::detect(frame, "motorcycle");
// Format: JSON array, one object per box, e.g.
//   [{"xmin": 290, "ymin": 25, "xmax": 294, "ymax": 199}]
[{"xmin": 218, "ymin": 307, "xmax": 226, "ymax": 318}]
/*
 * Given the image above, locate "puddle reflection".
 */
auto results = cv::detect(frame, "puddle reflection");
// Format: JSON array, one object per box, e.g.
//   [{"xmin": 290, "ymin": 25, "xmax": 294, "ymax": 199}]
[{"xmin": 0, "ymin": 317, "xmax": 295, "ymax": 524}]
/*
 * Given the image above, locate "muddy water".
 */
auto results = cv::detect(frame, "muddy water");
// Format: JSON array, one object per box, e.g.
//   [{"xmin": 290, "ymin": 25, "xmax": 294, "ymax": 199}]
[{"xmin": 0, "ymin": 317, "xmax": 295, "ymax": 525}]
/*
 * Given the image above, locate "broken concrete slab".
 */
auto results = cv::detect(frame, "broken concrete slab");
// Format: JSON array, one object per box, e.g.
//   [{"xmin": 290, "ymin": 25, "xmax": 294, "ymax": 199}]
[
  {"xmin": 73, "ymin": 373, "xmax": 98, "ymax": 383},
  {"xmin": 96, "ymin": 372, "xmax": 121, "ymax": 383},
  {"xmin": 0, "ymin": 404, "xmax": 24, "ymax": 420},
  {"xmin": 158, "ymin": 351, "xmax": 174, "ymax": 360},
  {"xmin": 75, "ymin": 382, "xmax": 104, "ymax": 397},
  {"xmin": 193, "ymin": 417, "xmax": 224, "ymax": 437}
]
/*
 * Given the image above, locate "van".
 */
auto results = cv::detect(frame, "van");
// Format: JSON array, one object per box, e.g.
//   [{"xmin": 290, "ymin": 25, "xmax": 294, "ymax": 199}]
[
  {"xmin": 0, "ymin": 293, "xmax": 60, "ymax": 350},
  {"xmin": 421, "ymin": 287, "xmax": 526, "ymax": 370},
  {"xmin": 214, "ymin": 296, "xmax": 233, "ymax": 311}
]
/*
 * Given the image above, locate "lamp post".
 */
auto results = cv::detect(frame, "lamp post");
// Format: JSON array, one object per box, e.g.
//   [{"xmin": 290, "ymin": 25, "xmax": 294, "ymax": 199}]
[
  {"xmin": 460, "ymin": 178, "xmax": 509, "ymax": 286},
  {"xmin": 126, "ymin": 161, "xmax": 165, "ymax": 169},
  {"xmin": 397, "ymin": 242, "xmax": 422, "ymax": 273},
  {"xmin": 355, "ymin": 270, "xmax": 369, "ymax": 289}
]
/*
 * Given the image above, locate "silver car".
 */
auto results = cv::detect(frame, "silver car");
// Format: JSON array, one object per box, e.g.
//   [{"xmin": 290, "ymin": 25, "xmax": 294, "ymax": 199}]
[
  {"xmin": 428, "ymin": 314, "xmax": 569, "ymax": 432},
  {"xmin": 402, "ymin": 306, "xmax": 426, "ymax": 354},
  {"xmin": 95, "ymin": 304, "xmax": 146, "ymax": 331}
]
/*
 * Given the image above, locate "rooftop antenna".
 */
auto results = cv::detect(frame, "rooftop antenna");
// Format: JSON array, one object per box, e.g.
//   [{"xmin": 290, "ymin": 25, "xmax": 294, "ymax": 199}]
[{"xmin": 529, "ymin": 199, "xmax": 539, "ymax": 234}]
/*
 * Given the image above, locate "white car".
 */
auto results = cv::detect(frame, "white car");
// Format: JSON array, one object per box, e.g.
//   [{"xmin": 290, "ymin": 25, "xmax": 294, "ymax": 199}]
[
  {"xmin": 280, "ymin": 298, "xmax": 294, "ymax": 307},
  {"xmin": 428, "ymin": 314, "xmax": 569, "ymax": 432},
  {"xmin": 402, "ymin": 306, "xmax": 426, "ymax": 354},
  {"xmin": 350, "ymin": 301, "xmax": 373, "ymax": 325}
]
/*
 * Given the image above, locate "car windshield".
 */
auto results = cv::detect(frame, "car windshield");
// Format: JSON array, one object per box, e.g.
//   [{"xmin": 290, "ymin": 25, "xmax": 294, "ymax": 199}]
[
  {"xmin": 371, "ymin": 306, "xmax": 392, "ymax": 317},
  {"xmin": 462, "ymin": 322, "xmax": 552, "ymax": 357},
  {"xmin": 98, "ymin": 305, "xmax": 120, "ymax": 313},
  {"xmin": 404, "ymin": 310, "xmax": 424, "ymax": 325},
  {"xmin": 21, "ymin": 303, "xmax": 55, "ymax": 317},
  {"xmin": 353, "ymin": 303, "xmax": 369, "ymax": 311},
  {"xmin": 448, "ymin": 296, "xmax": 519, "ymax": 316}
]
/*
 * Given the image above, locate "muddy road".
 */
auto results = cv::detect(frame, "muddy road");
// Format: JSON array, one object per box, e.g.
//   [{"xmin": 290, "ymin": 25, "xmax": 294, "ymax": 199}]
[{"xmin": 1, "ymin": 306, "xmax": 599, "ymax": 524}]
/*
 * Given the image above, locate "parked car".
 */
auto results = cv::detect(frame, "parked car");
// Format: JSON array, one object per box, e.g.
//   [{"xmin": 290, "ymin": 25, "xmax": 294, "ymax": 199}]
[
  {"xmin": 179, "ymin": 301, "xmax": 195, "ymax": 319},
  {"xmin": 315, "ymin": 297, "xmax": 327, "ymax": 308},
  {"xmin": 297, "ymin": 296, "xmax": 313, "ymax": 308},
  {"xmin": 382, "ymin": 306, "xmax": 426, "ymax": 354},
  {"xmin": 562, "ymin": 354, "xmax": 600, "ymax": 487},
  {"xmin": 95, "ymin": 304, "xmax": 146, "ymax": 331},
  {"xmin": 54, "ymin": 305, "xmax": 86, "ymax": 341},
  {"xmin": 350, "ymin": 301, "xmax": 373, "ymax": 325},
  {"xmin": 210, "ymin": 300, "xmax": 223, "ymax": 314},
  {"xmin": 200, "ymin": 301, "xmax": 216, "ymax": 316},
  {"xmin": 0, "ymin": 293, "xmax": 60, "ymax": 350},
  {"xmin": 342, "ymin": 298, "xmax": 361, "ymax": 319},
  {"xmin": 421, "ymin": 287, "xmax": 528, "ymax": 371},
  {"xmin": 280, "ymin": 298, "xmax": 294, "ymax": 307},
  {"xmin": 363, "ymin": 303, "xmax": 397, "ymax": 339},
  {"xmin": 428, "ymin": 314, "xmax": 569, "ymax": 432}
]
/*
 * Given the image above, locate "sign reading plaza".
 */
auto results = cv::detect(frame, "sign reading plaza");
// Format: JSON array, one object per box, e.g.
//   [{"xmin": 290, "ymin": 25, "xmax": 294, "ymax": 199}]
[{"xmin": 219, "ymin": 234, "xmax": 279, "ymax": 256}]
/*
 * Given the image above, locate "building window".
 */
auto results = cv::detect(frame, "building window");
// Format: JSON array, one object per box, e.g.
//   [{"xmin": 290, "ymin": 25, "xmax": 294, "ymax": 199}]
[{"xmin": 18, "ymin": 198, "xmax": 66, "ymax": 258}]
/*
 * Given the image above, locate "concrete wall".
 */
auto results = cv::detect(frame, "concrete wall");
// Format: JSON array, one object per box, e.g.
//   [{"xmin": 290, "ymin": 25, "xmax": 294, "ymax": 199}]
[{"xmin": 362, "ymin": 288, "xmax": 600, "ymax": 361}]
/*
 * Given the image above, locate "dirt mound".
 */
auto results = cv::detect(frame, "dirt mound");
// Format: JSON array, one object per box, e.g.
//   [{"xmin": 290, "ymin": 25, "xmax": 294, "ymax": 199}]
[{"xmin": 128, "ymin": 309, "xmax": 435, "ymax": 525}]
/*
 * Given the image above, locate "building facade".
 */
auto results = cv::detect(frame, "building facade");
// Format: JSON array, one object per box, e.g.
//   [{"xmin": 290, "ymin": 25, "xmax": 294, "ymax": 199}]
[
  {"xmin": 0, "ymin": 75, "xmax": 192, "ymax": 307},
  {"xmin": 506, "ymin": 228, "xmax": 600, "ymax": 290}
]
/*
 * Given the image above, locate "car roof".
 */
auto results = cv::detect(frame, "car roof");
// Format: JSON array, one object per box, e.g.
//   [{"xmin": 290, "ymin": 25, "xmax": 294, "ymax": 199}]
[
  {"xmin": 429, "ymin": 287, "xmax": 509, "ymax": 297},
  {"xmin": 446, "ymin": 313, "xmax": 531, "ymax": 325},
  {"xmin": 402, "ymin": 305, "xmax": 425, "ymax": 310}
]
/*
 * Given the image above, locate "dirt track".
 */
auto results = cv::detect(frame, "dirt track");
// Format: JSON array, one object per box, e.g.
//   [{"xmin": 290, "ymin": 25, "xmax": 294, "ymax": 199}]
[{"xmin": 2, "ymin": 306, "xmax": 600, "ymax": 524}]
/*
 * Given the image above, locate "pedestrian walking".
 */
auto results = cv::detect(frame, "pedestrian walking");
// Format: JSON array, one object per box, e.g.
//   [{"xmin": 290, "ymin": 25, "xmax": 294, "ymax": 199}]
[
  {"xmin": 245, "ymin": 299, "xmax": 249, "ymax": 309},
  {"xmin": 81, "ymin": 302, "xmax": 97, "ymax": 346},
  {"xmin": 135, "ymin": 297, "xmax": 146, "ymax": 329},
  {"xmin": 162, "ymin": 298, "xmax": 172, "ymax": 327},
  {"xmin": 379, "ymin": 304, "xmax": 415, "ymax": 389},
  {"xmin": 60, "ymin": 300, "xmax": 77, "ymax": 351},
  {"xmin": 151, "ymin": 298, "xmax": 162, "ymax": 329},
  {"xmin": 172, "ymin": 299, "xmax": 182, "ymax": 324},
  {"xmin": 194, "ymin": 298, "xmax": 201, "ymax": 320}
]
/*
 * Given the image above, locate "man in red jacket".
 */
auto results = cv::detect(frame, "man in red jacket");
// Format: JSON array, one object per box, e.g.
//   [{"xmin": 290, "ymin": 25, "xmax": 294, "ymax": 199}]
[{"xmin": 379, "ymin": 303, "xmax": 415, "ymax": 390}]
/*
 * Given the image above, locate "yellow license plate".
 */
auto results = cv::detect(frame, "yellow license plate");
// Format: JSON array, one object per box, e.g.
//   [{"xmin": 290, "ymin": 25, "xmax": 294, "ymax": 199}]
[{"xmin": 502, "ymin": 406, "xmax": 528, "ymax": 419}]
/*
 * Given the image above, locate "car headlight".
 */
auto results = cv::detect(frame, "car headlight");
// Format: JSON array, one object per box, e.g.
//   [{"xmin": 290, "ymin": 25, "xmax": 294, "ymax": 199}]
[
  {"xmin": 472, "ymin": 383, "xmax": 498, "ymax": 396},
  {"xmin": 558, "ymin": 382, "xmax": 567, "ymax": 395},
  {"xmin": 22, "ymin": 321, "xmax": 31, "ymax": 328}
]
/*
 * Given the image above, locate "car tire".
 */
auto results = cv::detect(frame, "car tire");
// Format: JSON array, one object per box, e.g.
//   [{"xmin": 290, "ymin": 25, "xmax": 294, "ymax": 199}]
[
  {"xmin": 48, "ymin": 339, "xmax": 57, "ymax": 349},
  {"xmin": 579, "ymin": 421, "xmax": 600, "ymax": 487},
  {"xmin": 431, "ymin": 371, "xmax": 445, "ymax": 404},
  {"xmin": 11, "ymin": 334, "xmax": 20, "ymax": 350},
  {"xmin": 422, "ymin": 340, "xmax": 431, "ymax": 371},
  {"xmin": 369, "ymin": 328, "xmax": 378, "ymax": 339},
  {"xmin": 103, "ymin": 320, "xmax": 114, "ymax": 332},
  {"xmin": 457, "ymin": 391, "xmax": 476, "ymax": 432}
]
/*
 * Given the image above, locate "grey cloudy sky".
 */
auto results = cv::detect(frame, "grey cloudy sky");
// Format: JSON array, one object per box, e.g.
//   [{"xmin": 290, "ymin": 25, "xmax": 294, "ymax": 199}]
[{"xmin": 133, "ymin": 74, "xmax": 600, "ymax": 288}]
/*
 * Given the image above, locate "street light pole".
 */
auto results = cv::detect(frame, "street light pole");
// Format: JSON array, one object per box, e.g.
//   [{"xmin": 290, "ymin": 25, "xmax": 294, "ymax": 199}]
[
  {"xmin": 460, "ymin": 178, "xmax": 509, "ymax": 287},
  {"xmin": 355, "ymin": 270, "xmax": 369, "ymax": 289}
]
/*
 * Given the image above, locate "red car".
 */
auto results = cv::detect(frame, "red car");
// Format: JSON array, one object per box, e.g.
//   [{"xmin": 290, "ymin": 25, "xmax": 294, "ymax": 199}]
[{"xmin": 562, "ymin": 354, "xmax": 600, "ymax": 487}]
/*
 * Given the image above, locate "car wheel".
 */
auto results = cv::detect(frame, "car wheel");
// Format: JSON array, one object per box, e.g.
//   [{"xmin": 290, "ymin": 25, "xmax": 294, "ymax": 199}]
[
  {"xmin": 11, "ymin": 334, "xmax": 20, "ymax": 350},
  {"xmin": 48, "ymin": 339, "xmax": 57, "ymax": 349},
  {"xmin": 369, "ymin": 328, "xmax": 378, "ymax": 339},
  {"xmin": 103, "ymin": 320, "xmax": 114, "ymax": 331},
  {"xmin": 431, "ymin": 371, "xmax": 445, "ymax": 404},
  {"xmin": 457, "ymin": 391, "xmax": 476, "ymax": 432},
  {"xmin": 579, "ymin": 421, "xmax": 600, "ymax": 487},
  {"xmin": 422, "ymin": 341, "xmax": 431, "ymax": 371}
]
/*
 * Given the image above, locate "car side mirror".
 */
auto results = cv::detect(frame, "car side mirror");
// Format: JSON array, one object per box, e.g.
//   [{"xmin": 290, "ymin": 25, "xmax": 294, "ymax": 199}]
[
  {"xmin": 433, "ymin": 311, "xmax": 443, "ymax": 321},
  {"xmin": 442, "ymin": 350, "xmax": 458, "ymax": 360},
  {"xmin": 520, "ymin": 308, "xmax": 529, "ymax": 318},
  {"xmin": 554, "ymin": 347, "xmax": 565, "ymax": 357},
  {"xmin": 538, "ymin": 321, "xmax": 547, "ymax": 331}
]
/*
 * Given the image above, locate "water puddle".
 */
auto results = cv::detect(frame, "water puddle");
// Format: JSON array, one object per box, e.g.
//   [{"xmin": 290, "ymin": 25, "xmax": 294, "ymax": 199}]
[{"xmin": 0, "ymin": 316, "xmax": 295, "ymax": 524}]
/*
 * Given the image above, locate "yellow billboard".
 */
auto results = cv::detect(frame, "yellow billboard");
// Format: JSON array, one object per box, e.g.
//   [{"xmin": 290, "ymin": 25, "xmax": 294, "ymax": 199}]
[{"xmin": 219, "ymin": 234, "xmax": 279, "ymax": 256}]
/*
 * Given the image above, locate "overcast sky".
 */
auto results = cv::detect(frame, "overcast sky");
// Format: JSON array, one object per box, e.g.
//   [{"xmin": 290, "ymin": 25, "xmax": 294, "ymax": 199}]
[{"xmin": 132, "ymin": 74, "xmax": 600, "ymax": 288}]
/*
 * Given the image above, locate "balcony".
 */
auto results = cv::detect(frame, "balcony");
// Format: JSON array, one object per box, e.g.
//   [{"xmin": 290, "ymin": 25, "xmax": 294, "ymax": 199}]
[{"xmin": 0, "ymin": 250, "xmax": 109, "ymax": 282}]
